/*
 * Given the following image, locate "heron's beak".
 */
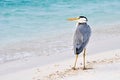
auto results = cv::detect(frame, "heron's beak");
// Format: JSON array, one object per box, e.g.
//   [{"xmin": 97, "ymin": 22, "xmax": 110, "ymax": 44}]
[{"xmin": 67, "ymin": 17, "xmax": 79, "ymax": 21}]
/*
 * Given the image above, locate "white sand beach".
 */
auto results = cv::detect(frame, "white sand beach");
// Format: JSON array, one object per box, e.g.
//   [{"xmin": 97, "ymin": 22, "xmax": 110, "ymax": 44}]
[{"xmin": 0, "ymin": 36, "xmax": 120, "ymax": 80}]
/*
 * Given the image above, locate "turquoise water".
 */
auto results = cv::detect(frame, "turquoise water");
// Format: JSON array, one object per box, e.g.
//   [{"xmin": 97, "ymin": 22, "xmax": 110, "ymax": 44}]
[
  {"xmin": 0, "ymin": 0, "xmax": 120, "ymax": 63},
  {"xmin": 0, "ymin": 0, "xmax": 120, "ymax": 44}
]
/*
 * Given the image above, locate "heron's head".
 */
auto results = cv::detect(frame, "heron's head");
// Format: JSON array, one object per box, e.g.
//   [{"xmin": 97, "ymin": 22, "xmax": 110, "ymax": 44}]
[{"xmin": 67, "ymin": 16, "xmax": 88, "ymax": 23}]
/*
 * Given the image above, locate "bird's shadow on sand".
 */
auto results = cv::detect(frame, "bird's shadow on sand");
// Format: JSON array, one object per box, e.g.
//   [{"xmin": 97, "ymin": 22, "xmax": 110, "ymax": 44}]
[
  {"xmin": 82, "ymin": 67, "xmax": 93, "ymax": 70},
  {"xmin": 72, "ymin": 67, "xmax": 93, "ymax": 71}
]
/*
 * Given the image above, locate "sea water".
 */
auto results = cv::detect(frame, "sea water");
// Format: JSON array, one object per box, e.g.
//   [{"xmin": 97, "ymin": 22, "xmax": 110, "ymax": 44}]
[{"xmin": 0, "ymin": 0, "xmax": 120, "ymax": 63}]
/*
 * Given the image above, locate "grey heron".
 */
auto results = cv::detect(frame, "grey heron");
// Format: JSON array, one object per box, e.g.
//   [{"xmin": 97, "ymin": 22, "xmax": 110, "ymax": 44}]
[{"xmin": 68, "ymin": 16, "xmax": 91, "ymax": 70}]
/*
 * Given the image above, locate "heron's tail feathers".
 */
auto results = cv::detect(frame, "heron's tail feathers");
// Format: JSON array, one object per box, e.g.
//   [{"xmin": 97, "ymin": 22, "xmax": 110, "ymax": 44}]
[{"xmin": 76, "ymin": 47, "xmax": 83, "ymax": 55}]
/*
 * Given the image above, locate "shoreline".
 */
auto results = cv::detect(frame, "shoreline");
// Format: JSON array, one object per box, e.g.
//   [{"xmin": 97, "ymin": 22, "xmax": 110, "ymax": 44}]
[{"xmin": 0, "ymin": 25, "xmax": 120, "ymax": 64}]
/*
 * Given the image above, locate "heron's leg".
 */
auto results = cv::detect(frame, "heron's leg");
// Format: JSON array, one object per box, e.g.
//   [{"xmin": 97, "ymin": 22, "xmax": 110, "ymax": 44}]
[
  {"xmin": 73, "ymin": 54, "xmax": 78, "ymax": 70},
  {"xmin": 83, "ymin": 48, "xmax": 86, "ymax": 69}
]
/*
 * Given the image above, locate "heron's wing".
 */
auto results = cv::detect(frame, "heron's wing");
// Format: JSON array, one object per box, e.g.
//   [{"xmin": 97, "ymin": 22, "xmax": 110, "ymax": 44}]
[
  {"xmin": 82, "ymin": 25, "xmax": 91, "ymax": 43},
  {"xmin": 73, "ymin": 28, "xmax": 83, "ymax": 48}
]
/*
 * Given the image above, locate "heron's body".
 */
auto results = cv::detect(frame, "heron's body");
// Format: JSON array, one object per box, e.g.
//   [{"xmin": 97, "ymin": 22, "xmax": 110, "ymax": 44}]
[{"xmin": 73, "ymin": 23, "xmax": 91, "ymax": 55}]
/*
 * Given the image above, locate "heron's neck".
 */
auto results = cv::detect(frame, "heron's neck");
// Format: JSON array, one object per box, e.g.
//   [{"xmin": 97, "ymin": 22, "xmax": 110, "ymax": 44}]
[
  {"xmin": 76, "ymin": 23, "xmax": 87, "ymax": 26},
  {"xmin": 79, "ymin": 22, "xmax": 86, "ymax": 25}
]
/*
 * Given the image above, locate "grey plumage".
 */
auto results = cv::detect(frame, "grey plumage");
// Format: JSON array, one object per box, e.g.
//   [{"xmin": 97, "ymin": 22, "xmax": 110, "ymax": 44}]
[{"xmin": 73, "ymin": 23, "xmax": 91, "ymax": 54}]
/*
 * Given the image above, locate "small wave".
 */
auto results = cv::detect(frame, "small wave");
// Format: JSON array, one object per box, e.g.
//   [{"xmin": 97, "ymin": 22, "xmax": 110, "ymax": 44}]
[{"xmin": 0, "ymin": 52, "xmax": 34, "ymax": 64}]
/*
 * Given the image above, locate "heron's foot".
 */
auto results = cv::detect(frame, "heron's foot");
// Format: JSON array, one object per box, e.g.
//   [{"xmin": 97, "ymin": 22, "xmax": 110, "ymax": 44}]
[
  {"xmin": 83, "ymin": 67, "xmax": 87, "ymax": 70},
  {"xmin": 72, "ymin": 67, "xmax": 79, "ymax": 70},
  {"xmin": 72, "ymin": 67, "xmax": 77, "ymax": 70}
]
